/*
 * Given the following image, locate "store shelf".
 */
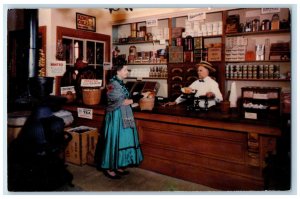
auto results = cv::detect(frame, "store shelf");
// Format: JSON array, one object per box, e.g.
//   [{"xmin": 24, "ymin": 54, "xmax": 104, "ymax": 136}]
[
  {"xmin": 225, "ymin": 60, "xmax": 290, "ymax": 63},
  {"xmin": 226, "ymin": 78, "xmax": 290, "ymax": 81},
  {"xmin": 126, "ymin": 63, "xmax": 167, "ymax": 65},
  {"xmin": 225, "ymin": 29, "xmax": 290, "ymax": 37},
  {"xmin": 126, "ymin": 77, "xmax": 168, "ymax": 80},
  {"xmin": 202, "ymin": 34, "xmax": 223, "ymax": 39},
  {"xmin": 113, "ymin": 40, "xmax": 166, "ymax": 45}
]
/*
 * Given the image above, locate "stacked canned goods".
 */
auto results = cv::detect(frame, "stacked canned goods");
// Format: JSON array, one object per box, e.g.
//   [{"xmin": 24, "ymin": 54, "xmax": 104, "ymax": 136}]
[{"xmin": 226, "ymin": 64, "xmax": 280, "ymax": 79}]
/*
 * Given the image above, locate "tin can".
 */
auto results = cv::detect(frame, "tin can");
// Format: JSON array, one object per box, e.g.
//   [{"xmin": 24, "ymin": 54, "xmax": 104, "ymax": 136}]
[
  {"xmin": 258, "ymin": 65, "xmax": 264, "ymax": 79},
  {"xmin": 263, "ymin": 65, "xmax": 269, "ymax": 79},
  {"xmin": 268, "ymin": 65, "xmax": 274, "ymax": 79}
]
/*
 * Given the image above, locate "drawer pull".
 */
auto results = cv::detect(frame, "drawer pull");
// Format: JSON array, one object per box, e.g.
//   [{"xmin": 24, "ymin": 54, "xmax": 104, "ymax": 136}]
[
  {"xmin": 187, "ymin": 76, "xmax": 198, "ymax": 81},
  {"xmin": 171, "ymin": 68, "xmax": 183, "ymax": 73},
  {"xmin": 187, "ymin": 68, "xmax": 196, "ymax": 73},
  {"xmin": 172, "ymin": 76, "xmax": 183, "ymax": 81},
  {"xmin": 172, "ymin": 83, "xmax": 183, "ymax": 89}
]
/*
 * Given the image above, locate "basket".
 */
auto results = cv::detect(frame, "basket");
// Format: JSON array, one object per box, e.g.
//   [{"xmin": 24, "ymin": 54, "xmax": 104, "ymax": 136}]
[
  {"xmin": 82, "ymin": 87, "xmax": 101, "ymax": 105},
  {"xmin": 139, "ymin": 97, "xmax": 155, "ymax": 111}
]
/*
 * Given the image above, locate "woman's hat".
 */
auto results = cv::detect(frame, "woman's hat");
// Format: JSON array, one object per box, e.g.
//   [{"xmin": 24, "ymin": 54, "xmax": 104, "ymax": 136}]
[{"xmin": 196, "ymin": 61, "xmax": 216, "ymax": 72}]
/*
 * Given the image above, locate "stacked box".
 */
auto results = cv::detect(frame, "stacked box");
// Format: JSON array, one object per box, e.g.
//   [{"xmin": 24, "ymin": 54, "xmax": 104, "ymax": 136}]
[{"xmin": 65, "ymin": 126, "xmax": 99, "ymax": 166}]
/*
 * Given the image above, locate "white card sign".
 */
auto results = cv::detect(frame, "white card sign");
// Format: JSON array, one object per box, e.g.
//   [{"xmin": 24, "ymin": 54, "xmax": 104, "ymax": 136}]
[
  {"xmin": 48, "ymin": 61, "xmax": 66, "ymax": 76},
  {"xmin": 81, "ymin": 79, "xmax": 102, "ymax": 87},
  {"xmin": 188, "ymin": 12, "xmax": 206, "ymax": 21},
  {"xmin": 146, "ymin": 19, "xmax": 158, "ymax": 27},
  {"xmin": 60, "ymin": 86, "xmax": 76, "ymax": 95},
  {"xmin": 77, "ymin": 107, "xmax": 93, "ymax": 119}
]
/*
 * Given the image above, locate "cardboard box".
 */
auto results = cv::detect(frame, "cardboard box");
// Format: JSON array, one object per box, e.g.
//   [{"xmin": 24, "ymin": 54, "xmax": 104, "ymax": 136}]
[{"xmin": 65, "ymin": 126, "xmax": 99, "ymax": 166}]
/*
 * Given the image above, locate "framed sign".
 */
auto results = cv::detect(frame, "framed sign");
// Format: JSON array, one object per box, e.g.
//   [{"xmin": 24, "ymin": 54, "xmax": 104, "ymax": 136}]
[{"xmin": 76, "ymin": 13, "xmax": 96, "ymax": 32}]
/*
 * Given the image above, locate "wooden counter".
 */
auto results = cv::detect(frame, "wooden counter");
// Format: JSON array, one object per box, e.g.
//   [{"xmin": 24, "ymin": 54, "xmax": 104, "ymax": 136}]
[{"xmin": 63, "ymin": 104, "xmax": 281, "ymax": 190}]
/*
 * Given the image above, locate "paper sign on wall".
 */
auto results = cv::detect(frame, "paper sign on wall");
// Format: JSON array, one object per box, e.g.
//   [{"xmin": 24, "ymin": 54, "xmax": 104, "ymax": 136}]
[
  {"xmin": 48, "ymin": 61, "xmax": 66, "ymax": 76},
  {"xmin": 81, "ymin": 79, "xmax": 102, "ymax": 87},
  {"xmin": 261, "ymin": 8, "xmax": 280, "ymax": 14},
  {"xmin": 188, "ymin": 12, "xmax": 206, "ymax": 21},
  {"xmin": 146, "ymin": 19, "xmax": 158, "ymax": 27},
  {"xmin": 77, "ymin": 108, "xmax": 93, "ymax": 119}
]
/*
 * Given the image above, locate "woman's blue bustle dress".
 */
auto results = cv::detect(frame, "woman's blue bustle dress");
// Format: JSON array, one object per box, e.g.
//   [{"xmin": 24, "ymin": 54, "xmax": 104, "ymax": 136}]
[{"xmin": 101, "ymin": 76, "xmax": 143, "ymax": 170}]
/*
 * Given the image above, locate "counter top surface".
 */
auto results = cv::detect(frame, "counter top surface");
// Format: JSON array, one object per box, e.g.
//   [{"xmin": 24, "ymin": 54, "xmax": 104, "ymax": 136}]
[{"xmin": 63, "ymin": 102, "xmax": 281, "ymax": 131}]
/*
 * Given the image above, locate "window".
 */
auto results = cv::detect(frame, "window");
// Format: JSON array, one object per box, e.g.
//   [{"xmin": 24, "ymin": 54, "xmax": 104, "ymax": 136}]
[
  {"xmin": 56, "ymin": 26, "xmax": 111, "ymax": 83},
  {"xmin": 62, "ymin": 37, "xmax": 104, "ymax": 70}
]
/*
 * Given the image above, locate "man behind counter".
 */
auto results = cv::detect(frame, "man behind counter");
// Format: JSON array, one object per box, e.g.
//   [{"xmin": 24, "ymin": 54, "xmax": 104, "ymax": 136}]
[{"xmin": 164, "ymin": 61, "xmax": 223, "ymax": 108}]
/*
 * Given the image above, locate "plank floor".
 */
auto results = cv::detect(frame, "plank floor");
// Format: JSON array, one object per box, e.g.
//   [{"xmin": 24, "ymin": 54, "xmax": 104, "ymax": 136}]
[{"xmin": 59, "ymin": 163, "xmax": 217, "ymax": 192}]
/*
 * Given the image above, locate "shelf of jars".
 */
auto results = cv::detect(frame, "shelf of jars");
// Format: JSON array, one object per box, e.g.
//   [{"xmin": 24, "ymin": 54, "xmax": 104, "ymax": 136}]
[
  {"xmin": 127, "ymin": 65, "xmax": 168, "ymax": 80},
  {"xmin": 225, "ymin": 63, "xmax": 291, "ymax": 81},
  {"xmin": 225, "ymin": 29, "xmax": 290, "ymax": 37}
]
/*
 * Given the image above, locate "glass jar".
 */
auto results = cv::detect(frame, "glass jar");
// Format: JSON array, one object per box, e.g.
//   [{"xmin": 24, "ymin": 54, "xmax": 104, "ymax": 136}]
[
  {"xmin": 252, "ymin": 19, "xmax": 260, "ymax": 32},
  {"xmin": 261, "ymin": 19, "xmax": 271, "ymax": 31},
  {"xmin": 271, "ymin": 14, "xmax": 280, "ymax": 30}
]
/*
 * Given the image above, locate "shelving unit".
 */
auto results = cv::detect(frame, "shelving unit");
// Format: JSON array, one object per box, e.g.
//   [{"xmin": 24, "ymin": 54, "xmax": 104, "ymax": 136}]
[
  {"xmin": 111, "ymin": 8, "xmax": 291, "ymax": 100},
  {"xmin": 224, "ymin": 8, "xmax": 291, "ymax": 99},
  {"xmin": 113, "ymin": 40, "xmax": 165, "ymax": 45},
  {"xmin": 225, "ymin": 29, "xmax": 290, "ymax": 37}
]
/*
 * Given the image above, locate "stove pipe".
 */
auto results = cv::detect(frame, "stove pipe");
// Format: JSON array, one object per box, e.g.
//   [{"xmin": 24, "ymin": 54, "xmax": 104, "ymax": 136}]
[{"xmin": 28, "ymin": 9, "xmax": 39, "ymax": 78}]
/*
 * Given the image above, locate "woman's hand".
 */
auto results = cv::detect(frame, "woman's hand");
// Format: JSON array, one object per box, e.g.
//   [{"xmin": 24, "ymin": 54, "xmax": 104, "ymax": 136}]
[{"xmin": 123, "ymin": 99, "xmax": 133, "ymax": 106}]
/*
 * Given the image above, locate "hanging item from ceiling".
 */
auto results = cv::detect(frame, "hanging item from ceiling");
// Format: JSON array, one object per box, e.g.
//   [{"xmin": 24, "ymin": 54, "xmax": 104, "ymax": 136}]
[{"xmin": 107, "ymin": 8, "xmax": 133, "ymax": 14}]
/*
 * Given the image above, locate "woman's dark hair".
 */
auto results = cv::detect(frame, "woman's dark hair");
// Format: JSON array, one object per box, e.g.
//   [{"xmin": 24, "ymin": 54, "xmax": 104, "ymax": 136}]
[
  {"xmin": 112, "ymin": 64, "xmax": 124, "ymax": 76},
  {"xmin": 112, "ymin": 56, "xmax": 127, "ymax": 75},
  {"xmin": 113, "ymin": 64, "xmax": 124, "ymax": 71}
]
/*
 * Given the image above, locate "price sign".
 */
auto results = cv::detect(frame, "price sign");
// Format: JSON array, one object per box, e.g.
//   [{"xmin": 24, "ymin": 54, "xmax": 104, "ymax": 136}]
[
  {"xmin": 81, "ymin": 79, "xmax": 102, "ymax": 87},
  {"xmin": 48, "ymin": 61, "xmax": 66, "ymax": 76},
  {"xmin": 77, "ymin": 108, "xmax": 93, "ymax": 119}
]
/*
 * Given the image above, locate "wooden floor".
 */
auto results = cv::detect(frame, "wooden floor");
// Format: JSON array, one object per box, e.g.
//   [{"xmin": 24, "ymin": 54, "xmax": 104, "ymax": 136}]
[{"xmin": 59, "ymin": 163, "xmax": 217, "ymax": 192}]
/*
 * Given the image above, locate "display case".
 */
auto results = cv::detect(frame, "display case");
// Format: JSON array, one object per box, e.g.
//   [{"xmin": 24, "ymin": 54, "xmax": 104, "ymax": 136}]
[{"xmin": 241, "ymin": 86, "xmax": 281, "ymax": 122}]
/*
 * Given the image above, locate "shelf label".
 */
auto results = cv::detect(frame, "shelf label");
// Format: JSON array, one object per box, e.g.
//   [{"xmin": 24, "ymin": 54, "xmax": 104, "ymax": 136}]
[
  {"xmin": 188, "ymin": 12, "xmax": 206, "ymax": 21},
  {"xmin": 77, "ymin": 107, "xmax": 93, "ymax": 119},
  {"xmin": 146, "ymin": 19, "xmax": 158, "ymax": 27},
  {"xmin": 81, "ymin": 79, "xmax": 102, "ymax": 87}
]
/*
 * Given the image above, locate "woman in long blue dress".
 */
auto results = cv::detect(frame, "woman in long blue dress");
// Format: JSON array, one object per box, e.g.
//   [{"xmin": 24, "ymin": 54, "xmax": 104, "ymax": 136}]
[{"xmin": 100, "ymin": 64, "xmax": 143, "ymax": 179}]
